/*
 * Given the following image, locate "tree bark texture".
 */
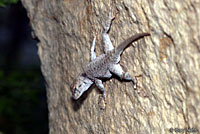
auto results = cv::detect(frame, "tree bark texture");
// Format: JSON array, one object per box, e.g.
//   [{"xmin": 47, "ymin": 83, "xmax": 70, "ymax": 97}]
[{"xmin": 21, "ymin": 0, "xmax": 200, "ymax": 134}]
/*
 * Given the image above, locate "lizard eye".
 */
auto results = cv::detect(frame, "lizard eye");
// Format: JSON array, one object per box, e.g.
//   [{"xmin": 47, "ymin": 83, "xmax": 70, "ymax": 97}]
[{"xmin": 78, "ymin": 84, "xmax": 81, "ymax": 88}]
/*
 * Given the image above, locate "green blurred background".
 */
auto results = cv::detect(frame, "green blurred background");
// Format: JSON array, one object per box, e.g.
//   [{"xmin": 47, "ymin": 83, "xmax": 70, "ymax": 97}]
[{"xmin": 0, "ymin": 0, "xmax": 48, "ymax": 134}]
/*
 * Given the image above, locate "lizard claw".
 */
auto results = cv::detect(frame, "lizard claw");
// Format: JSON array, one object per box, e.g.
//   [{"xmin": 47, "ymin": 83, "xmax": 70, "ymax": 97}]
[
  {"xmin": 98, "ymin": 94, "xmax": 107, "ymax": 110},
  {"xmin": 109, "ymin": 10, "xmax": 118, "ymax": 21},
  {"xmin": 108, "ymin": 10, "xmax": 115, "ymax": 20},
  {"xmin": 109, "ymin": 8, "xmax": 119, "ymax": 21},
  {"xmin": 132, "ymin": 74, "xmax": 143, "ymax": 89}
]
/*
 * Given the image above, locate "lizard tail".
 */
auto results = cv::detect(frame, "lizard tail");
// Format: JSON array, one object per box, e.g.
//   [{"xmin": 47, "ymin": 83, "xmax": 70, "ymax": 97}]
[{"xmin": 115, "ymin": 33, "xmax": 150, "ymax": 55}]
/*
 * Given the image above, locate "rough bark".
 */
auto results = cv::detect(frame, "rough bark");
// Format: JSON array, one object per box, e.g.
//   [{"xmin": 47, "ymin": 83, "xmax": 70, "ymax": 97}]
[{"xmin": 21, "ymin": 0, "xmax": 200, "ymax": 133}]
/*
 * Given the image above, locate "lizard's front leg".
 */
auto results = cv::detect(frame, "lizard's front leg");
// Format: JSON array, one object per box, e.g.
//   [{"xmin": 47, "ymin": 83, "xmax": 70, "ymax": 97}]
[
  {"xmin": 95, "ymin": 79, "xmax": 106, "ymax": 98},
  {"xmin": 109, "ymin": 64, "xmax": 137, "ymax": 89},
  {"xmin": 94, "ymin": 79, "xmax": 107, "ymax": 109}
]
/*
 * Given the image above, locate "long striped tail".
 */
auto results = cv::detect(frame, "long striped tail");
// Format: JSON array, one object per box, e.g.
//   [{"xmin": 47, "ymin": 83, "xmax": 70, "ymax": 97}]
[{"xmin": 115, "ymin": 33, "xmax": 150, "ymax": 54}]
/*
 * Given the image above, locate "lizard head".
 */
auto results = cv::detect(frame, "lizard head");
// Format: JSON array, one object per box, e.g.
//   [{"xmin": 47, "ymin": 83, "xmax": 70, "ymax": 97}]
[{"xmin": 70, "ymin": 74, "xmax": 93, "ymax": 100}]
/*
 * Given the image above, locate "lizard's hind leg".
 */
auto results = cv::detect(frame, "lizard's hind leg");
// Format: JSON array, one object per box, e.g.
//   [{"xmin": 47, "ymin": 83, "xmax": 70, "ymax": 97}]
[
  {"xmin": 109, "ymin": 64, "xmax": 137, "ymax": 89},
  {"xmin": 102, "ymin": 11, "xmax": 115, "ymax": 53},
  {"xmin": 90, "ymin": 36, "xmax": 96, "ymax": 61}
]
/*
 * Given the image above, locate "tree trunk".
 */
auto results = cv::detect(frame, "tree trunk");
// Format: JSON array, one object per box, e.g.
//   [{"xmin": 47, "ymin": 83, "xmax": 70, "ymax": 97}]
[{"xmin": 21, "ymin": 0, "xmax": 200, "ymax": 133}]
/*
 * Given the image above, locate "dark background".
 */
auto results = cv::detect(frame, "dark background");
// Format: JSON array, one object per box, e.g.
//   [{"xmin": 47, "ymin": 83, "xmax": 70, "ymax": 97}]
[{"xmin": 0, "ymin": 1, "xmax": 48, "ymax": 134}]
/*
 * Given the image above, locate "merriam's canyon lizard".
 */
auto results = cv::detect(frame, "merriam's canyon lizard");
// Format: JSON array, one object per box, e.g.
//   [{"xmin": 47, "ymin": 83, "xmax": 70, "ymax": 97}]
[{"xmin": 71, "ymin": 11, "xmax": 150, "ymax": 109}]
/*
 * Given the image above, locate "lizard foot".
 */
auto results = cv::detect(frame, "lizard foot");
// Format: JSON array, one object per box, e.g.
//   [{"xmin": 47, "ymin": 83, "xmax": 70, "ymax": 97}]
[
  {"xmin": 132, "ymin": 74, "xmax": 148, "ymax": 97},
  {"xmin": 98, "ymin": 95, "xmax": 107, "ymax": 110},
  {"xmin": 122, "ymin": 72, "xmax": 137, "ymax": 89}
]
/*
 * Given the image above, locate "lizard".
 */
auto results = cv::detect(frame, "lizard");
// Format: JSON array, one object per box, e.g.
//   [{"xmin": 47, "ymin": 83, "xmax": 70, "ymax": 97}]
[{"xmin": 70, "ymin": 11, "xmax": 150, "ymax": 107}]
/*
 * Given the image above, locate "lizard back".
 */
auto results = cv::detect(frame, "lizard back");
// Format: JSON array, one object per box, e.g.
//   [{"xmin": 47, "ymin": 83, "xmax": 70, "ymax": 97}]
[{"xmin": 84, "ymin": 33, "xmax": 150, "ymax": 79}]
